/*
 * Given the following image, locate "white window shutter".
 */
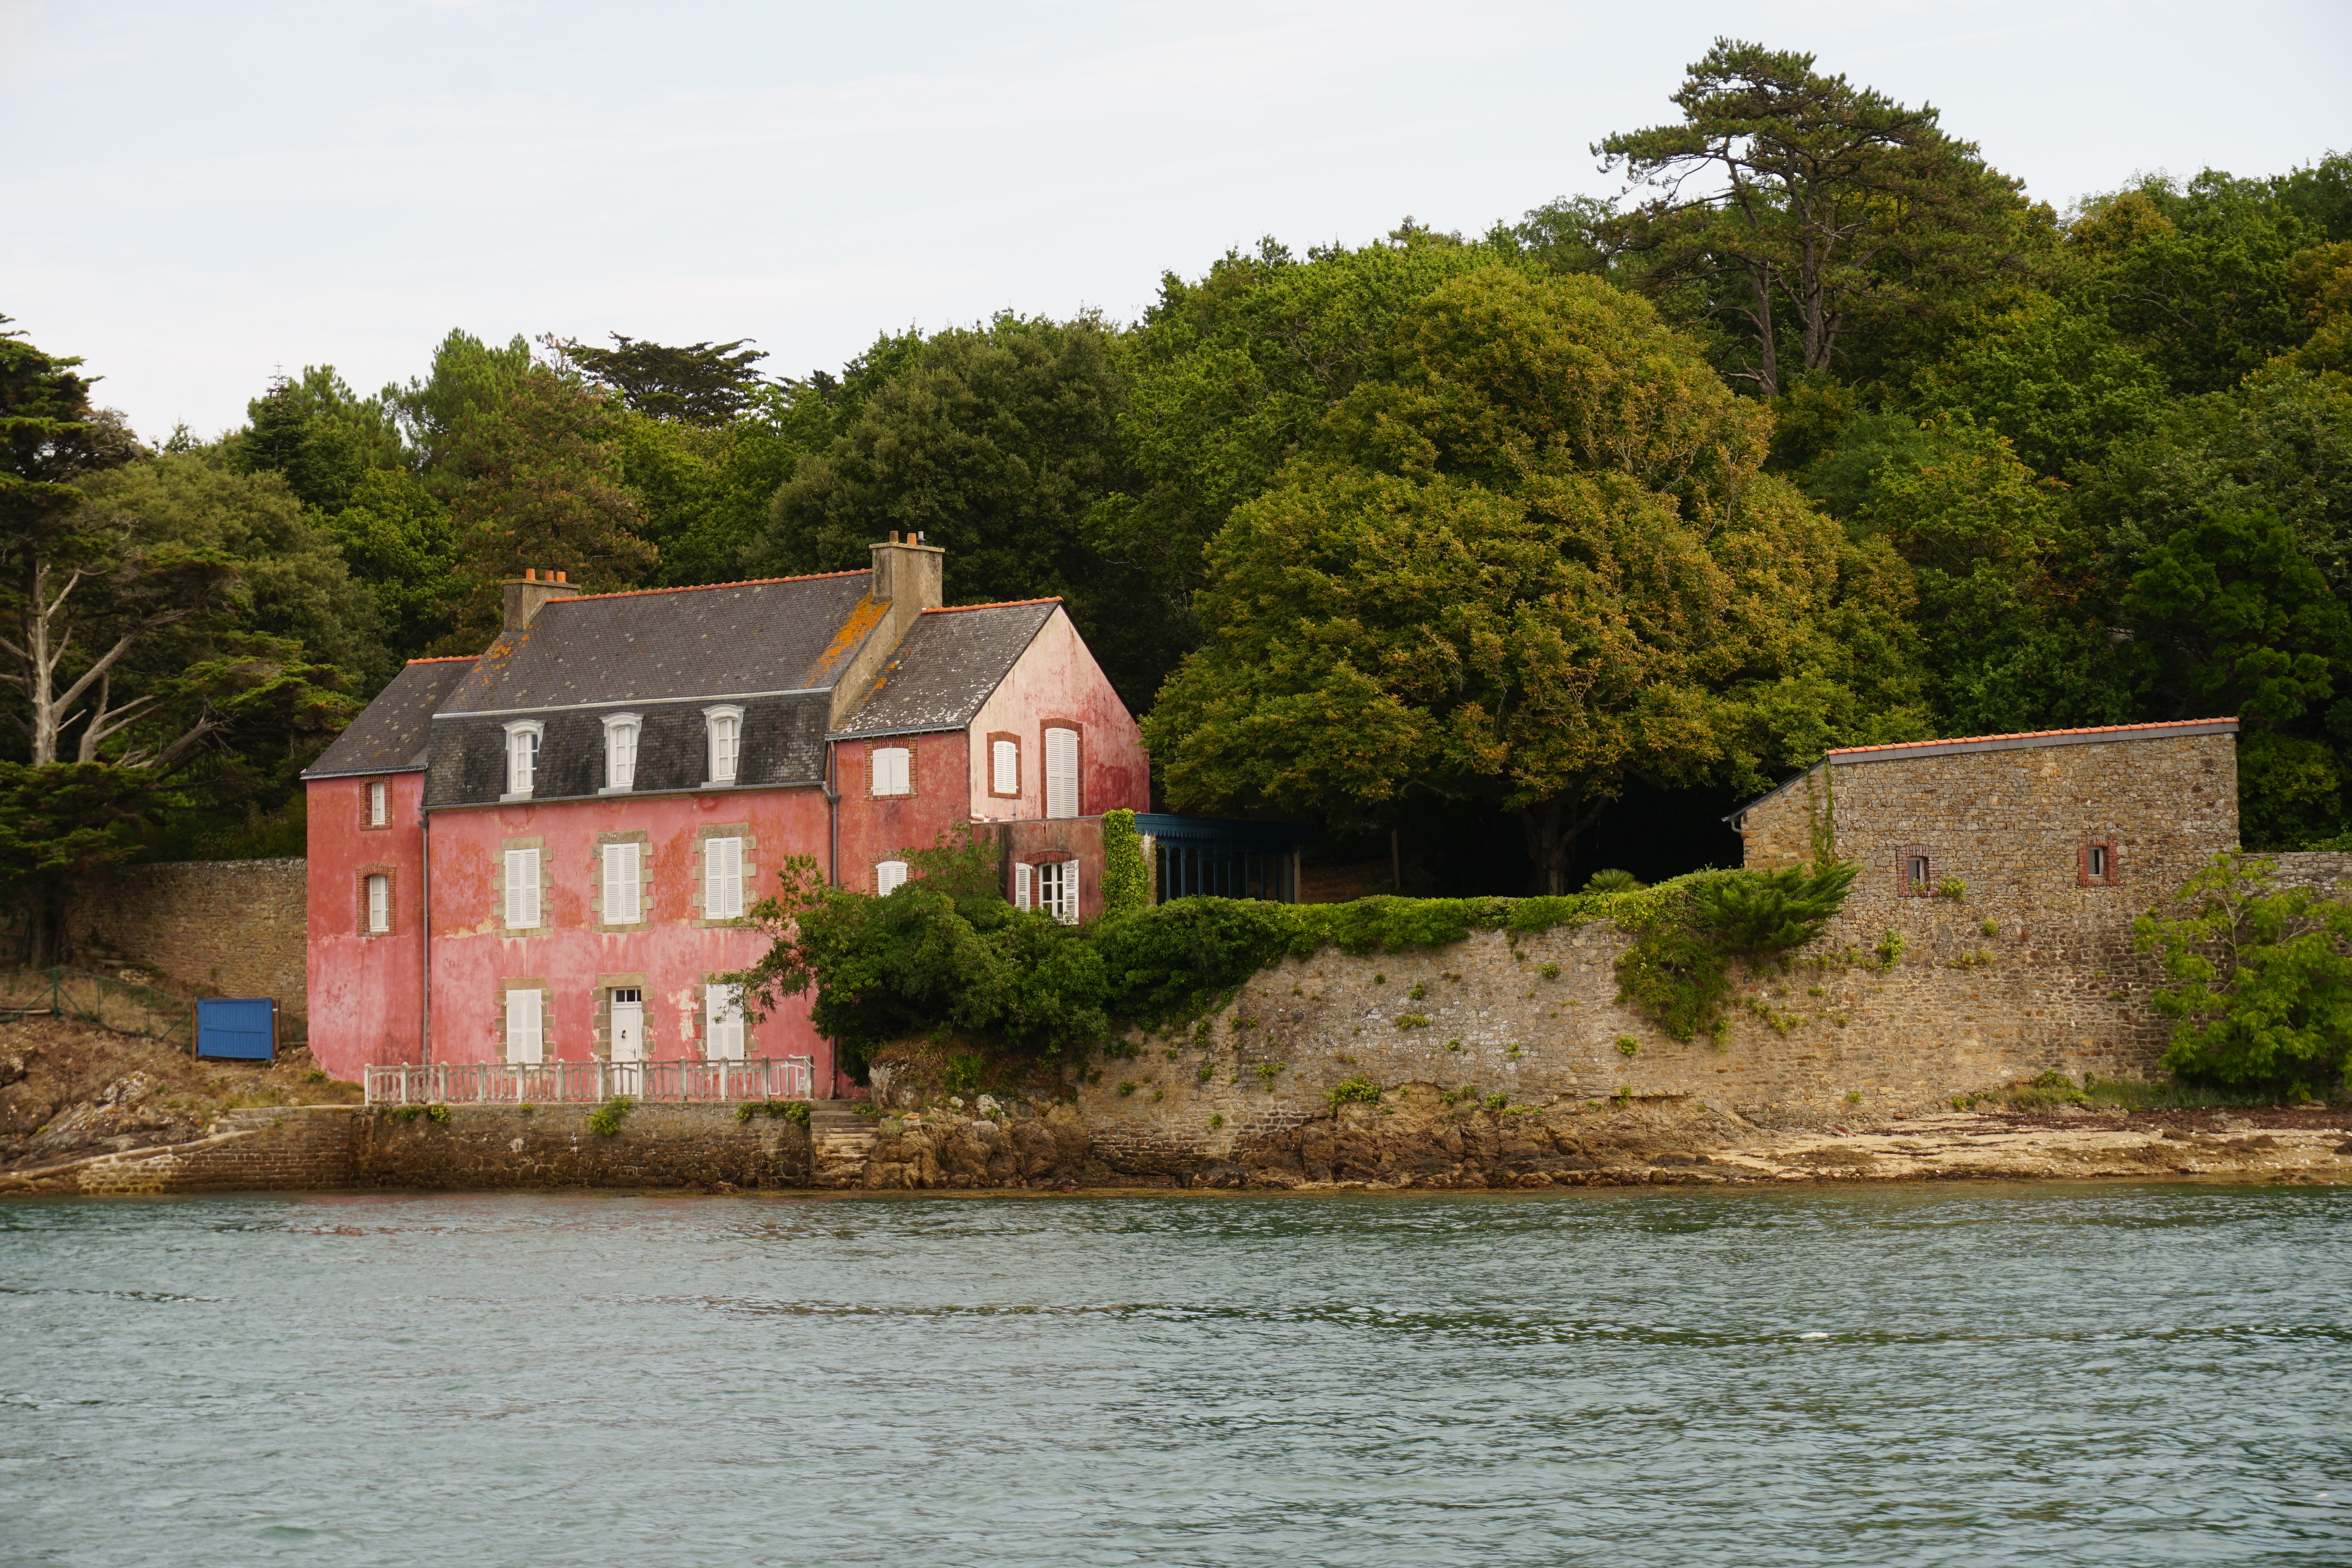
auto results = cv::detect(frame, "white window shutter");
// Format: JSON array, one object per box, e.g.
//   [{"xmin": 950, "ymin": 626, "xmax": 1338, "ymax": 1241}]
[
  {"xmin": 368, "ymin": 780, "xmax": 387, "ymax": 827},
  {"xmin": 706, "ymin": 984, "xmax": 744, "ymax": 1060},
  {"xmin": 505, "ymin": 848, "xmax": 540, "ymax": 928},
  {"xmin": 707, "ymin": 837, "xmax": 742, "ymax": 919},
  {"xmin": 1045, "ymin": 728, "xmax": 1078, "ymax": 818},
  {"xmin": 875, "ymin": 747, "xmax": 910, "ymax": 795},
  {"xmin": 1014, "ymin": 861, "xmax": 1032, "ymax": 910},
  {"xmin": 876, "ymin": 860, "xmax": 908, "ymax": 896},
  {"xmin": 366, "ymin": 874, "xmax": 389, "ymax": 934},
  {"xmin": 604, "ymin": 843, "xmax": 641, "ymax": 924},
  {"xmin": 506, "ymin": 988, "xmax": 543, "ymax": 1064},
  {"xmin": 1064, "ymin": 860, "xmax": 1080, "ymax": 924},
  {"xmin": 993, "ymin": 739, "xmax": 1017, "ymax": 795}
]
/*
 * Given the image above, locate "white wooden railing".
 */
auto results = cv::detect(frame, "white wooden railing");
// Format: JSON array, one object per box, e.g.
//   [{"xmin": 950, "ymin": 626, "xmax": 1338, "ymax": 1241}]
[{"xmin": 365, "ymin": 1057, "xmax": 814, "ymax": 1106}]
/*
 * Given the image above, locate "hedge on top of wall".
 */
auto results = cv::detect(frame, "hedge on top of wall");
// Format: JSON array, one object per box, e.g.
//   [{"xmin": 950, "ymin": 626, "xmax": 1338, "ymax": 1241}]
[{"xmin": 730, "ymin": 829, "xmax": 1859, "ymax": 1075}]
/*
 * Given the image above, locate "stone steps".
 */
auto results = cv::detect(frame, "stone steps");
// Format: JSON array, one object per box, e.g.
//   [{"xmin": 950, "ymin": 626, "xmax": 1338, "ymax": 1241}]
[{"xmin": 807, "ymin": 1099, "xmax": 877, "ymax": 1189}]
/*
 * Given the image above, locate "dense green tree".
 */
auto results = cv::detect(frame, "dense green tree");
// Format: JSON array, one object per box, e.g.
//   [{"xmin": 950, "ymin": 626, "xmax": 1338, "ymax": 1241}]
[
  {"xmin": 608, "ymin": 385, "xmax": 821, "ymax": 589},
  {"xmin": 2120, "ymin": 510, "xmax": 2350, "ymax": 846},
  {"xmin": 1, "ymin": 325, "xmax": 360, "ymax": 958},
  {"xmin": 2082, "ymin": 367, "xmax": 2352, "ymax": 594},
  {"xmin": 74, "ymin": 455, "xmax": 392, "ymax": 686},
  {"xmin": 227, "ymin": 366, "xmax": 405, "ymax": 514},
  {"xmin": 1103, "ymin": 235, "xmax": 1524, "ymax": 672},
  {"xmin": 1906, "ymin": 294, "xmax": 2169, "ymax": 476},
  {"xmin": 1853, "ymin": 419, "xmax": 2133, "ymax": 735},
  {"xmin": 318, "ymin": 469, "xmax": 461, "ymax": 664},
  {"xmin": 564, "ymin": 335, "xmax": 771, "ymax": 426},
  {"xmin": 396, "ymin": 331, "xmax": 655, "ymax": 644},
  {"xmin": 2071, "ymin": 173, "xmax": 2322, "ymax": 395},
  {"xmin": 1593, "ymin": 38, "xmax": 2036, "ymax": 397},
  {"xmin": 1147, "ymin": 266, "xmax": 1925, "ymax": 891},
  {"xmin": 751, "ymin": 313, "xmax": 1180, "ymax": 706}
]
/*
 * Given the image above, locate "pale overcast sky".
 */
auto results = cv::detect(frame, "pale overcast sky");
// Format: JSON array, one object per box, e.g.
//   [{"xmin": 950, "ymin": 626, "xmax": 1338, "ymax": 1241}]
[{"xmin": 2, "ymin": 0, "xmax": 2344, "ymax": 441}]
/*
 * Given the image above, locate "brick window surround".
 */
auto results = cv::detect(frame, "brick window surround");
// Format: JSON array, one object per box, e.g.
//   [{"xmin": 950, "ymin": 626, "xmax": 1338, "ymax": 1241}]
[
  {"xmin": 985, "ymin": 732, "xmax": 1021, "ymax": 798},
  {"xmin": 867, "ymin": 743, "xmax": 916, "ymax": 798},
  {"xmin": 1895, "ymin": 845, "xmax": 1935, "ymax": 897},
  {"xmin": 2079, "ymin": 837, "xmax": 2123, "ymax": 887},
  {"xmin": 354, "ymin": 865, "xmax": 397, "ymax": 937}
]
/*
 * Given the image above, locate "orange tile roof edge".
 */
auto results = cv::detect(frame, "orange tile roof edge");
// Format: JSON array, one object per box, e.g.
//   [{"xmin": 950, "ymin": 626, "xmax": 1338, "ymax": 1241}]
[
  {"xmin": 552, "ymin": 569, "xmax": 870, "ymax": 604},
  {"xmin": 922, "ymin": 597, "xmax": 1063, "ymax": 614},
  {"xmin": 1828, "ymin": 718, "xmax": 2238, "ymax": 757}
]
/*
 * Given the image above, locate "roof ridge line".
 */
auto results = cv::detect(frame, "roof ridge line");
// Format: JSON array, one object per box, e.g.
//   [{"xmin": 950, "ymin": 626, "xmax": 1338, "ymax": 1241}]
[
  {"xmin": 1828, "ymin": 717, "xmax": 2238, "ymax": 755},
  {"xmin": 405, "ymin": 655, "xmax": 477, "ymax": 664},
  {"xmin": 923, "ymin": 597, "xmax": 1062, "ymax": 614},
  {"xmin": 553, "ymin": 569, "xmax": 869, "ymax": 604}
]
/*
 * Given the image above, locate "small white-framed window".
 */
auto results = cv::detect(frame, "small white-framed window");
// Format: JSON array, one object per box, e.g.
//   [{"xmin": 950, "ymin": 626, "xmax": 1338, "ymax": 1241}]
[
  {"xmin": 602, "ymin": 713, "xmax": 640, "ymax": 793},
  {"xmin": 704, "ymin": 982, "xmax": 746, "ymax": 1061},
  {"xmin": 704, "ymin": 705, "xmax": 744, "ymax": 786},
  {"xmin": 365, "ymin": 873, "xmax": 390, "ymax": 934},
  {"xmin": 602, "ymin": 841, "xmax": 643, "ymax": 924},
  {"xmin": 704, "ymin": 835, "xmax": 744, "ymax": 920},
  {"xmin": 503, "ymin": 721, "xmax": 543, "ymax": 798},
  {"xmin": 991, "ymin": 738, "xmax": 1018, "ymax": 796},
  {"xmin": 876, "ymin": 859, "xmax": 909, "ymax": 896},
  {"xmin": 505, "ymin": 988, "xmax": 544, "ymax": 1064},
  {"xmin": 1013, "ymin": 861, "xmax": 1033, "ymax": 910},
  {"xmin": 504, "ymin": 847, "xmax": 542, "ymax": 928},
  {"xmin": 1044, "ymin": 726, "xmax": 1078, "ymax": 819},
  {"xmin": 873, "ymin": 746, "xmax": 911, "ymax": 797},
  {"xmin": 366, "ymin": 780, "xmax": 389, "ymax": 827},
  {"xmin": 1035, "ymin": 860, "xmax": 1078, "ymax": 924}
]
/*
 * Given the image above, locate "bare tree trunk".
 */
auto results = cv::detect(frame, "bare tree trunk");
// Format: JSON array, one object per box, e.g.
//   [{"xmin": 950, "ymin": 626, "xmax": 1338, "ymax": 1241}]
[
  {"xmin": 1519, "ymin": 796, "xmax": 1614, "ymax": 896},
  {"xmin": 24, "ymin": 880, "xmax": 64, "ymax": 969}
]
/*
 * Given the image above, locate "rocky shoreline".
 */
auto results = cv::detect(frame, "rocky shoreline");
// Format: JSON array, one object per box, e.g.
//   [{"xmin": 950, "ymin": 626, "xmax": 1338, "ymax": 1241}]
[{"xmin": 838, "ymin": 1089, "xmax": 2352, "ymax": 1192}]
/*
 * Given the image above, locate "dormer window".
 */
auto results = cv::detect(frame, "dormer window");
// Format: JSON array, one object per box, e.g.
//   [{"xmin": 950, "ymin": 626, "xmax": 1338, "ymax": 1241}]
[
  {"xmin": 704, "ymin": 706, "xmax": 743, "ymax": 787},
  {"xmin": 503, "ymin": 721, "xmax": 543, "ymax": 800},
  {"xmin": 602, "ymin": 713, "xmax": 640, "ymax": 793}
]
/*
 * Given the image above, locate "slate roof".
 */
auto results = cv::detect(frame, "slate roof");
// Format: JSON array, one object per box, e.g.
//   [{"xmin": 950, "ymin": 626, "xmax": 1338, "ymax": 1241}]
[
  {"xmin": 831, "ymin": 600, "xmax": 1061, "ymax": 738},
  {"xmin": 438, "ymin": 571, "xmax": 881, "ymax": 716},
  {"xmin": 302, "ymin": 658, "xmax": 477, "ymax": 778}
]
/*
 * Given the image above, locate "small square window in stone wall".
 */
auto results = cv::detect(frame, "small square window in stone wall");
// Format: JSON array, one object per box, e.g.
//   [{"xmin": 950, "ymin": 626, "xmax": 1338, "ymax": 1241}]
[{"xmin": 1896, "ymin": 845, "xmax": 1934, "ymax": 897}]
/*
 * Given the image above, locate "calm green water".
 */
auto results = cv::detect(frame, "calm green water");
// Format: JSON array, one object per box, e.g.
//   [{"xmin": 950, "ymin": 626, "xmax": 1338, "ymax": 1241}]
[{"xmin": 2, "ymin": 1185, "xmax": 2348, "ymax": 1566}]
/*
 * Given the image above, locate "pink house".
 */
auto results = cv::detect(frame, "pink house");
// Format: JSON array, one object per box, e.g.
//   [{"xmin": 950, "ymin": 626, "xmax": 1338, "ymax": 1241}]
[{"xmin": 301, "ymin": 537, "xmax": 1149, "ymax": 1093}]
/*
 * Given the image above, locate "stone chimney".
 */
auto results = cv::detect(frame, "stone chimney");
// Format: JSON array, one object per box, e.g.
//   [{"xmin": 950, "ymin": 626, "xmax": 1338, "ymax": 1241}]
[
  {"xmin": 502, "ymin": 568, "xmax": 580, "ymax": 634},
  {"xmin": 831, "ymin": 531, "xmax": 946, "ymax": 726}
]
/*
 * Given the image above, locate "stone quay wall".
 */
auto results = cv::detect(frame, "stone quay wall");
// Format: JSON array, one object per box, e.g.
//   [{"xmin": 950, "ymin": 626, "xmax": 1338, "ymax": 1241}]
[
  {"xmin": 0, "ymin": 1102, "xmax": 810, "ymax": 1196},
  {"xmin": 1065, "ymin": 908, "xmax": 2174, "ymax": 1179},
  {"xmin": 360, "ymin": 1102, "xmax": 810, "ymax": 1190},
  {"xmin": 66, "ymin": 859, "xmax": 309, "ymax": 1025}
]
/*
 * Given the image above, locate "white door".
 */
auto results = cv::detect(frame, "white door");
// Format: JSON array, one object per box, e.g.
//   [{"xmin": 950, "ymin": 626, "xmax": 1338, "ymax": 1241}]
[{"xmin": 610, "ymin": 988, "xmax": 644, "ymax": 1092}]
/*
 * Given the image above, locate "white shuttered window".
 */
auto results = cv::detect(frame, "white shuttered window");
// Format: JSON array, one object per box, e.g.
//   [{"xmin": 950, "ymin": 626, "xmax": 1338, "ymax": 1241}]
[
  {"xmin": 366, "ymin": 780, "xmax": 388, "ymax": 827},
  {"xmin": 1044, "ymin": 727, "xmax": 1078, "ymax": 819},
  {"xmin": 1037, "ymin": 860, "xmax": 1078, "ymax": 924},
  {"xmin": 604, "ymin": 715, "xmax": 639, "ymax": 791},
  {"xmin": 505, "ymin": 988, "xmax": 544, "ymax": 1064},
  {"xmin": 503, "ymin": 848, "xmax": 541, "ymax": 928},
  {"xmin": 873, "ymin": 746, "xmax": 911, "ymax": 796},
  {"xmin": 505, "ymin": 724, "xmax": 540, "ymax": 796},
  {"xmin": 365, "ymin": 873, "xmax": 390, "ymax": 934},
  {"xmin": 705, "ymin": 982, "xmax": 746, "ymax": 1059},
  {"xmin": 1013, "ymin": 861, "xmax": 1033, "ymax": 910},
  {"xmin": 706, "ymin": 707, "xmax": 742, "ymax": 785},
  {"xmin": 602, "ymin": 842, "xmax": 642, "ymax": 924},
  {"xmin": 705, "ymin": 836, "xmax": 743, "ymax": 920},
  {"xmin": 876, "ymin": 859, "xmax": 908, "ymax": 896},
  {"xmin": 991, "ymin": 738, "xmax": 1018, "ymax": 795}
]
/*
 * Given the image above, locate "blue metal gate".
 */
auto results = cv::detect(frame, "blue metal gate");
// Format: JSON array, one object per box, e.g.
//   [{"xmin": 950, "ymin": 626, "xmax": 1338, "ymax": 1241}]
[{"xmin": 196, "ymin": 998, "xmax": 276, "ymax": 1062}]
